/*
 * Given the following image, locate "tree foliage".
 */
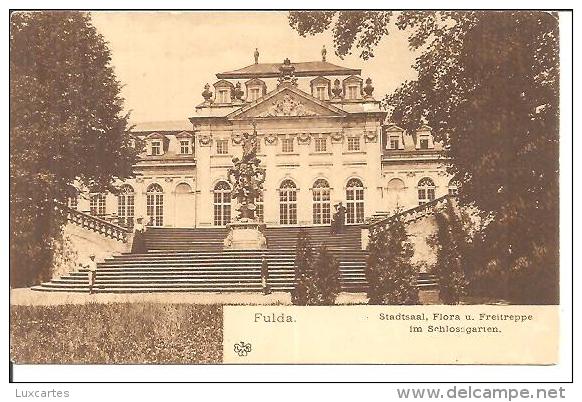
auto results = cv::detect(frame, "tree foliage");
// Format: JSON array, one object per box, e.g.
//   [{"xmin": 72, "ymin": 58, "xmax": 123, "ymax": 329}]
[
  {"xmin": 10, "ymin": 12, "xmax": 137, "ymax": 287},
  {"xmin": 365, "ymin": 215, "xmax": 419, "ymax": 305},
  {"xmin": 290, "ymin": 11, "xmax": 559, "ymax": 303},
  {"xmin": 311, "ymin": 245, "xmax": 341, "ymax": 305},
  {"xmin": 292, "ymin": 231, "xmax": 340, "ymax": 305},
  {"xmin": 292, "ymin": 229, "xmax": 315, "ymax": 305},
  {"xmin": 428, "ymin": 200, "xmax": 468, "ymax": 304}
]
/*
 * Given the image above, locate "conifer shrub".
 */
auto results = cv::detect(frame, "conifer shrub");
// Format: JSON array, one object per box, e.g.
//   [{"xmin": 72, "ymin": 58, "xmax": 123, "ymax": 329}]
[
  {"xmin": 365, "ymin": 215, "xmax": 419, "ymax": 305},
  {"xmin": 429, "ymin": 201, "xmax": 468, "ymax": 304},
  {"xmin": 311, "ymin": 244, "xmax": 341, "ymax": 305},
  {"xmin": 291, "ymin": 229, "xmax": 315, "ymax": 305},
  {"xmin": 292, "ymin": 231, "xmax": 341, "ymax": 305}
]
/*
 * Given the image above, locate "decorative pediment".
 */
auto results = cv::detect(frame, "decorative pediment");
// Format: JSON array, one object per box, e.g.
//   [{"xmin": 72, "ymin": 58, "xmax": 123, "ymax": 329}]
[
  {"xmin": 227, "ymin": 86, "xmax": 347, "ymax": 120},
  {"xmin": 175, "ymin": 131, "xmax": 193, "ymax": 139},
  {"xmin": 213, "ymin": 79, "xmax": 234, "ymax": 89},
  {"xmin": 145, "ymin": 132, "xmax": 166, "ymax": 140},
  {"xmin": 257, "ymin": 94, "xmax": 317, "ymax": 118},
  {"xmin": 311, "ymin": 76, "xmax": 330, "ymax": 85},
  {"xmin": 384, "ymin": 124, "xmax": 405, "ymax": 133}
]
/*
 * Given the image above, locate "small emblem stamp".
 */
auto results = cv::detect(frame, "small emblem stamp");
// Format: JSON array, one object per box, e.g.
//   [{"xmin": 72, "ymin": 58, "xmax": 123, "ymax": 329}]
[{"xmin": 233, "ymin": 341, "xmax": 252, "ymax": 357}]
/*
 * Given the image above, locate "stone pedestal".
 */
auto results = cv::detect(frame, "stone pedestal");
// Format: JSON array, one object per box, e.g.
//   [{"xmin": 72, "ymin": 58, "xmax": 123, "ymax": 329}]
[{"xmin": 223, "ymin": 219, "xmax": 267, "ymax": 250}]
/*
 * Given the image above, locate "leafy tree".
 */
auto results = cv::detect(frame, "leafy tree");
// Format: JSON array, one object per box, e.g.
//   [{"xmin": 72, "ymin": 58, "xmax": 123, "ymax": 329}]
[
  {"xmin": 311, "ymin": 244, "xmax": 341, "ymax": 305},
  {"xmin": 292, "ymin": 229, "xmax": 315, "ymax": 305},
  {"xmin": 290, "ymin": 11, "xmax": 559, "ymax": 304},
  {"xmin": 428, "ymin": 200, "xmax": 468, "ymax": 304},
  {"xmin": 365, "ymin": 215, "xmax": 418, "ymax": 305},
  {"xmin": 10, "ymin": 12, "xmax": 137, "ymax": 287}
]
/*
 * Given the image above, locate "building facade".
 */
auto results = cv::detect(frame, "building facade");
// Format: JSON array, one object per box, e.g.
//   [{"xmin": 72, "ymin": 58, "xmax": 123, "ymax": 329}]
[{"xmin": 71, "ymin": 52, "xmax": 454, "ymax": 229}]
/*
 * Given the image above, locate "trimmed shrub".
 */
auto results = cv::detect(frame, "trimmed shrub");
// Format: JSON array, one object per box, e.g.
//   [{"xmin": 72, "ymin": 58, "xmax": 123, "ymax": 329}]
[{"xmin": 366, "ymin": 214, "xmax": 419, "ymax": 305}]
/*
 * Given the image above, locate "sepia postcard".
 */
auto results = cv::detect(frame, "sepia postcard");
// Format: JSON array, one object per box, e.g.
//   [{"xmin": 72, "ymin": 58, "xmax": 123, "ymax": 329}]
[{"xmin": 8, "ymin": 9, "xmax": 572, "ymax": 382}]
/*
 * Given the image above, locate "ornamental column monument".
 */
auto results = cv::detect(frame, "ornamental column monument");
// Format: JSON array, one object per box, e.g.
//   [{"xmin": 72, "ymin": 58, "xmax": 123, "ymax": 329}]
[{"xmin": 223, "ymin": 123, "xmax": 267, "ymax": 249}]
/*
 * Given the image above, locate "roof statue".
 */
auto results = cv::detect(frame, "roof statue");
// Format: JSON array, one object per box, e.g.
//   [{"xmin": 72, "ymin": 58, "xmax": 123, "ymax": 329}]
[
  {"xmin": 322, "ymin": 45, "xmax": 327, "ymax": 62},
  {"xmin": 254, "ymin": 48, "xmax": 259, "ymax": 64}
]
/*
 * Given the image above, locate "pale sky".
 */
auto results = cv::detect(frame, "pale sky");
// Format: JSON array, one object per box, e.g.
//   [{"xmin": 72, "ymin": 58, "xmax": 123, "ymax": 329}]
[{"xmin": 90, "ymin": 11, "xmax": 418, "ymax": 124}]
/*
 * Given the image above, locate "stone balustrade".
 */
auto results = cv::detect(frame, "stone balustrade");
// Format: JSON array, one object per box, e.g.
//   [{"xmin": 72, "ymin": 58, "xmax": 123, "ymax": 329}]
[
  {"xmin": 64, "ymin": 206, "xmax": 130, "ymax": 242},
  {"xmin": 366, "ymin": 195, "xmax": 453, "ymax": 238}
]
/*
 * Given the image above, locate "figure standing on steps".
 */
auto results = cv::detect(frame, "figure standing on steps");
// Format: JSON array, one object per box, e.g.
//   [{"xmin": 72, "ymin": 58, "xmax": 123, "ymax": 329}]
[
  {"xmin": 336, "ymin": 202, "xmax": 346, "ymax": 234},
  {"xmin": 85, "ymin": 253, "xmax": 97, "ymax": 294},
  {"xmin": 261, "ymin": 256, "xmax": 271, "ymax": 295},
  {"xmin": 331, "ymin": 202, "xmax": 347, "ymax": 235},
  {"xmin": 131, "ymin": 217, "xmax": 147, "ymax": 254}
]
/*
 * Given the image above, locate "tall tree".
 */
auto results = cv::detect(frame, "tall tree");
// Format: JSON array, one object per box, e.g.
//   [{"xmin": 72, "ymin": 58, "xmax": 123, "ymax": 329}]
[
  {"xmin": 311, "ymin": 244, "xmax": 341, "ymax": 305},
  {"xmin": 290, "ymin": 11, "xmax": 559, "ymax": 303},
  {"xmin": 292, "ymin": 229, "xmax": 315, "ymax": 305},
  {"xmin": 365, "ymin": 215, "xmax": 419, "ymax": 305},
  {"xmin": 10, "ymin": 12, "xmax": 137, "ymax": 287},
  {"xmin": 428, "ymin": 200, "xmax": 468, "ymax": 304}
]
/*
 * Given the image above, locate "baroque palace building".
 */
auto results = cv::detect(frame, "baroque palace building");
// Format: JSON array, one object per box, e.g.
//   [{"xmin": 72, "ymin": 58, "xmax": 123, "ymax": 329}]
[{"xmin": 70, "ymin": 50, "xmax": 455, "ymax": 230}]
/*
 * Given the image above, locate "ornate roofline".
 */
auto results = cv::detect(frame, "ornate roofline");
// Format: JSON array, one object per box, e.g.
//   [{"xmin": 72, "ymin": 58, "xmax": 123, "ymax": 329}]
[
  {"xmin": 217, "ymin": 61, "xmax": 361, "ymax": 79},
  {"xmin": 225, "ymin": 83, "xmax": 349, "ymax": 120}
]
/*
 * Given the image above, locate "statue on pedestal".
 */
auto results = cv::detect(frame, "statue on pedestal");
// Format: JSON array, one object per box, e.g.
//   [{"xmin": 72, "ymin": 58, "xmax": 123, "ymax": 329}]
[
  {"xmin": 224, "ymin": 122, "xmax": 268, "ymax": 250},
  {"xmin": 227, "ymin": 123, "xmax": 266, "ymax": 221}
]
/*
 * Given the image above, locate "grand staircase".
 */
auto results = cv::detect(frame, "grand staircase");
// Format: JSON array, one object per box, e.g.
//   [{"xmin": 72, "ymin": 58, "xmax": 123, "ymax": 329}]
[{"xmin": 31, "ymin": 224, "xmax": 438, "ymax": 293}]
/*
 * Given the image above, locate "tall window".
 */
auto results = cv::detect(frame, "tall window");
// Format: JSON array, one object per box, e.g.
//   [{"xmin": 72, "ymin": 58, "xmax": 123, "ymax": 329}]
[
  {"xmin": 418, "ymin": 177, "xmax": 436, "ymax": 205},
  {"xmin": 117, "ymin": 185, "xmax": 135, "ymax": 230},
  {"xmin": 346, "ymin": 178, "xmax": 365, "ymax": 224},
  {"xmin": 217, "ymin": 89, "xmax": 230, "ymax": 103},
  {"xmin": 347, "ymin": 85, "xmax": 359, "ymax": 99},
  {"xmin": 213, "ymin": 181, "xmax": 231, "ymax": 226},
  {"xmin": 279, "ymin": 179, "xmax": 297, "ymax": 225},
  {"xmin": 248, "ymin": 87, "xmax": 260, "ymax": 101},
  {"xmin": 281, "ymin": 138, "xmax": 294, "ymax": 153},
  {"xmin": 419, "ymin": 137, "xmax": 430, "ymax": 149},
  {"xmin": 389, "ymin": 135, "xmax": 401, "ymax": 150},
  {"xmin": 255, "ymin": 191, "xmax": 264, "ymax": 223},
  {"xmin": 180, "ymin": 140, "xmax": 190, "ymax": 154},
  {"xmin": 347, "ymin": 137, "xmax": 360, "ymax": 151},
  {"xmin": 216, "ymin": 139, "xmax": 229, "ymax": 155},
  {"xmin": 90, "ymin": 193, "xmax": 106, "ymax": 216},
  {"xmin": 151, "ymin": 140, "xmax": 162, "ymax": 156},
  {"xmin": 314, "ymin": 137, "xmax": 327, "ymax": 152},
  {"xmin": 312, "ymin": 179, "xmax": 331, "ymax": 224},
  {"xmin": 316, "ymin": 86, "xmax": 326, "ymax": 100},
  {"xmin": 146, "ymin": 184, "xmax": 164, "ymax": 226}
]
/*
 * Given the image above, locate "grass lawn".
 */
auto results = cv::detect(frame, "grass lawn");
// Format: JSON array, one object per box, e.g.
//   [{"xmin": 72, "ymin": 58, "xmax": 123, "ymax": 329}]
[{"xmin": 10, "ymin": 303, "xmax": 222, "ymax": 364}]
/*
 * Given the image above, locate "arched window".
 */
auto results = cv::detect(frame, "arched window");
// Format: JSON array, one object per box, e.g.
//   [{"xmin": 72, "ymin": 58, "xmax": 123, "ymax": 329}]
[
  {"xmin": 279, "ymin": 180, "xmax": 297, "ymax": 225},
  {"xmin": 90, "ymin": 193, "xmax": 106, "ymax": 216},
  {"xmin": 146, "ymin": 183, "xmax": 164, "ymax": 226},
  {"xmin": 175, "ymin": 183, "xmax": 192, "ymax": 194},
  {"xmin": 418, "ymin": 177, "xmax": 436, "ymax": 205},
  {"xmin": 117, "ymin": 184, "xmax": 135, "ymax": 230},
  {"xmin": 346, "ymin": 178, "xmax": 365, "ymax": 224},
  {"xmin": 448, "ymin": 179, "xmax": 459, "ymax": 196},
  {"xmin": 312, "ymin": 179, "xmax": 331, "ymax": 225},
  {"xmin": 213, "ymin": 181, "xmax": 231, "ymax": 226},
  {"xmin": 387, "ymin": 178, "xmax": 405, "ymax": 191}
]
